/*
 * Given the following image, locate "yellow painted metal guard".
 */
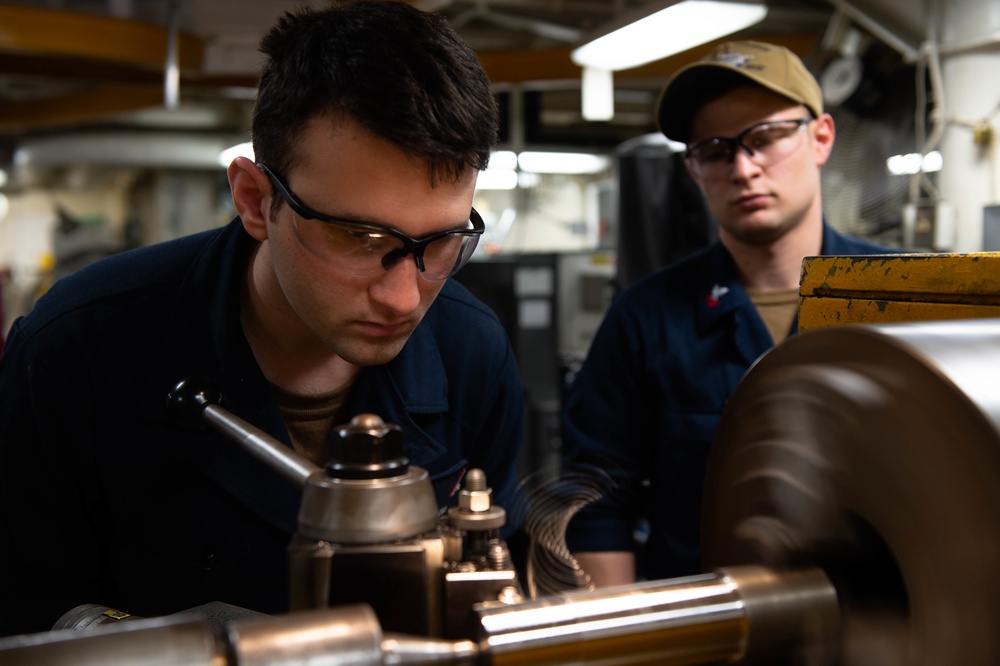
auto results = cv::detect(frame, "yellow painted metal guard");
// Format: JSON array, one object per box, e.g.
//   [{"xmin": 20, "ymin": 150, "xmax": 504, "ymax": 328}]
[{"xmin": 798, "ymin": 253, "xmax": 1000, "ymax": 331}]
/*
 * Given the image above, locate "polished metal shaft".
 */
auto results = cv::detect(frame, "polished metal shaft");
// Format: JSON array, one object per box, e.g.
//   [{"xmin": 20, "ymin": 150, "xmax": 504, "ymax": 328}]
[
  {"xmin": 202, "ymin": 403, "xmax": 318, "ymax": 487},
  {"xmin": 0, "ymin": 567, "xmax": 836, "ymax": 665},
  {"xmin": 474, "ymin": 565, "xmax": 838, "ymax": 665}
]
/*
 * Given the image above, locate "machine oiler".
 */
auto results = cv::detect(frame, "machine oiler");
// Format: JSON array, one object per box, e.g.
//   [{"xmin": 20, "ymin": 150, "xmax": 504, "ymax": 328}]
[{"xmin": 5, "ymin": 254, "xmax": 1000, "ymax": 664}]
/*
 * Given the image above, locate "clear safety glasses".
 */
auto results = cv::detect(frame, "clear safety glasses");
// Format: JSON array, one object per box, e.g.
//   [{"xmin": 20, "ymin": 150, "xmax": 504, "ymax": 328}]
[
  {"xmin": 257, "ymin": 162, "xmax": 483, "ymax": 281},
  {"xmin": 684, "ymin": 116, "xmax": 814, "ymax": 179}
]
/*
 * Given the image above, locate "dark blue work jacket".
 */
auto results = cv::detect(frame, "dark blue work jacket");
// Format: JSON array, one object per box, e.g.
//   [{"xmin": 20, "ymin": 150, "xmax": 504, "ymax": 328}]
[
  {"xmin": 562, "ymin": 223, "xmax": 895, "ymax": 581},
  {"xmin": 0, "ymin": 218, "xmax": 524, "ymax": 636}
]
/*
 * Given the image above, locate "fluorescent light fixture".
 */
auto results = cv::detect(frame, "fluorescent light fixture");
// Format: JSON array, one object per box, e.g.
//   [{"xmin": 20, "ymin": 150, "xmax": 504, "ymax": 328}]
[
  {"xmin": 489, "ymin": 150, "xmax": 518, "ymax": 170},
  {"xmin": 921, "ymin": 150, "xmax": 943, "ymax": 172},
  {"xmin": 218, "ymin": 141, "xmax": 254, "ymax": 167},
  {"xmin": 477, "ymin": 169, "xmax": 519, "ymax": 190},
  {"xmin": 887, "ymin": 151, "xmax": 942, "ymax": 175},
  {"xmin": 581, "ymin": 67, "xmax": 615, "ymax": 121},
  {"xmin": 518, "ymin": 151, "xmax": 611, "ymax": 175},
  {"xmin": 518, "ymin": 171, "xmax": 541, "ymax": 188},
  {"xmin": 571, "ymin": 0, "xmax": 769, "ymax": 71},
  {"xmin": 478, "ymin": 151, "xmax": 520, "ymax": 190},
  {"xmin": 0, "ymin": 168, "xmax": 7, "ymax": 188}
]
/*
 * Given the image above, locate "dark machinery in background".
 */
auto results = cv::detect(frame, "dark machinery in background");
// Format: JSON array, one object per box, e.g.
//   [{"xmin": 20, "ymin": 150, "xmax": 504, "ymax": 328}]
[
  {"xmin": 613, "ymin": 133, "xmax": 715, "ymax": 292},
  {"xmin": 4, "ymin": 318, "xmax": 1000, "ymax": 664}
]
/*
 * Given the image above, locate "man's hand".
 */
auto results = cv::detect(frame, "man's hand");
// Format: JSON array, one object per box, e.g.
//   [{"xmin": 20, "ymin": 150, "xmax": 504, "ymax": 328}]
[{"xmin": 574, "ymin": 551, "xmax": 636, "ymax": 588}]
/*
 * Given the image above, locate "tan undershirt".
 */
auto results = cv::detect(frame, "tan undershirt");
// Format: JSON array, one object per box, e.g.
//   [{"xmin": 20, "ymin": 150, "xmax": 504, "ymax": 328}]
[
  {"xmin": 746, "ymin": 287, "xmax": 799, "ymax": 345},
  {"xmin": 271, "ymin": 379, "xmax": 357, "ymax": 467}
]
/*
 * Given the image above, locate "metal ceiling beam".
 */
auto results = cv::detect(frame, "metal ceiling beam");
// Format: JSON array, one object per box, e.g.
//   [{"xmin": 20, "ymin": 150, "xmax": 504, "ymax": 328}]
[
  {"xmin": 0, "ymin": 85, "xmax": 166, "ymax": 132},
  {"xmin": 478, "ymin": 31, "xmax": 824, "ymax": 83},
  {"xmin": 0, "ymin": 0, "xmax": 822, "ymax": 134},
  {"xmin": 0, "ymin": 5, "xmax": 203, "ymax": 71}
]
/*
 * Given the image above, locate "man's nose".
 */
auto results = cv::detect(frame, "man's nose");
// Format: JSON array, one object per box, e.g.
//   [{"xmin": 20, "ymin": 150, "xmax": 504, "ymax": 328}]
[
  {"xmin": 369, "ymin": 255, "xmax": 423, "ymax": 315},
  {"xmin": 729, "ymin": 145, "xmax": 762, "ymax": 179}
]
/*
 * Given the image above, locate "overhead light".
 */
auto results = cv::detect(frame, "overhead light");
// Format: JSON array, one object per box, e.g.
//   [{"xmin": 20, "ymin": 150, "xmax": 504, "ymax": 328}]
[
  {"xmin": 518, "ymin": 172, "xmax": 541, "ymax": 188},
  {"xmin": 887, "ymin": 151, "xmax": 943, "ymax": 176},
  {"xmin": 478, "ymin": 151, "xmax": 520, "ymax": 190},
  {"xmin": 518, "ymin": 151, "xmax": 611, "ymax": 175},
  {"xmin": 571, "ymin": 0, "xmax": 769, "ymax": 72},
  {"xmin": 219, "ymin": 141, "xmax": 254, "ymax": 168},
  {"xmin": 581, "ymin": 67, "xmax": 615, "ymax": 122},
  {"xmin": 477, "ymin": 169, "xmax": 519, "ymax": 190},
  {"xmin": 489, "ymin": 150, "xmax": 518, "ymax": 170}
]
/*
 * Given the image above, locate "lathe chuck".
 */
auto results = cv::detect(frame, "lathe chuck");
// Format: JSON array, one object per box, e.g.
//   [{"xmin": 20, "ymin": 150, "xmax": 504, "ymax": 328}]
[{"xmin": 703, "ymin": 319, "xmax": 1000, "ymax": 665}]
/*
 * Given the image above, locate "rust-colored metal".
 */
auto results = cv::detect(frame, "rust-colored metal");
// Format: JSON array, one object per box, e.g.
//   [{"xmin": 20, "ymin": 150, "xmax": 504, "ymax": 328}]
[
  {"xmin": 0, "ymin": 85, "xmax": 165, "ymax": 131},
  {"xmin": 0, "ymin": 5, "xmax": 206, "ymax": 130},
  {"xmin": 0, "ymin": 5, "xmax": 203, "ymax": 70},
  {"xmin": 478, "ymin": 31, "xmax": 822, "ymax": 85}
]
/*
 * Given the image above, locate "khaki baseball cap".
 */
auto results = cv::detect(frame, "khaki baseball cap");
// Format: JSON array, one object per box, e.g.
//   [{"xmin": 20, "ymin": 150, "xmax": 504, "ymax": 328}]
[{"xmin": 656, "ymin": 40, "xmax": 823, "ymax": 143}]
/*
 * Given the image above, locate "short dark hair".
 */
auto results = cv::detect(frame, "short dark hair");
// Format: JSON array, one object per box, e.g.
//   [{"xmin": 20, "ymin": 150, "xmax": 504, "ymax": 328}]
[{"xmin": 251, "ymin": 0, "xmax": 498, "ymax": 191}]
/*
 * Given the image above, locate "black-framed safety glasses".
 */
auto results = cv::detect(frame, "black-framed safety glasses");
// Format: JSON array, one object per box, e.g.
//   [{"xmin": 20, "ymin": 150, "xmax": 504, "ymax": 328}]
[
  {"xmin": 257, "ymin": 162, "xmax": 484, "ymax": 281},
  {"xmin": 684, "ymin": 116, "xmax": 814, "ymax": 178}
]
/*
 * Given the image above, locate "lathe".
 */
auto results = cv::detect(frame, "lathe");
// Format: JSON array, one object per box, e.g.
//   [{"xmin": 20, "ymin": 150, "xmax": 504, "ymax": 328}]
[{"xmin": 3, "ymin": 258, "xmax": 1000, "ymax": 664}]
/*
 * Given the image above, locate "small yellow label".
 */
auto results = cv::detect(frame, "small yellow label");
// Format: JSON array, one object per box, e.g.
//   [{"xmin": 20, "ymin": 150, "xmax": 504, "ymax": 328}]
[{"xmin": 102, "ymin": 609, "xmax": 132, "ymax": 620}]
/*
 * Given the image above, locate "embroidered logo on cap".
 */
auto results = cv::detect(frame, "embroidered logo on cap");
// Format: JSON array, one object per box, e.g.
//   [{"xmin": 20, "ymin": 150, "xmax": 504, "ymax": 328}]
[{"xmin": 713, "ymin": 51, "xmax": 754, "ymax": 69}]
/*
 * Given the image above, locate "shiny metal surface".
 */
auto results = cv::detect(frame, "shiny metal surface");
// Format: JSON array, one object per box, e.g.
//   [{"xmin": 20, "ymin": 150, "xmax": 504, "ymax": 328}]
[
  {"xmin": 297, "ymin": 467, "xmax": 439, "ymax": 542},
  {"xmin": 381, "ymin": 634, "xmax": 479, "ymax": 665},
  {"xmin": 170, "ymin": 379, "xmax": 441, "ymax": 542},
  {"xmin": 167, "ymin": 376, "xmax": 320, "ymax": 487},
  {"xmin": 473, "ymin": 564, "xmax": 837, "ymax": 665},
  {"xmin": 0, "ymin": 614, "xmax": 220, "ymax": 666},
  {"xmin": 1, "ymin": 604, "xmax": 480, "ymax": 666},
  {"xmin": 167, "ymin": 384, "xmax": 507, "ymax": 635},
  {"xmin": 448, "ymin": 468, "xmax": 507, "ymax": 531},
  {"xmin": 203, "ymin": 403, "xmax": 319, "ymax": 487},
  {"xmin": 51, "ymin": 603, "xmax": 144, "ymax": 630},
  {"xmin": 0, "ymin": 567, "xmax": 833, "ymax": 665},
  {"xmin": 229, "ymin": 604, "xmax": 382, "ymax": 666},
  {"xmin": 288, "ymin": 538, "xmax": 445, "ymax": 636},
  {"xmin": 727, "ymin": 566, "xmax": 838, "ymax": 664},
  {"xmin": 704, "ymin": 318, "xmax": 1000, "ymax": 665}
]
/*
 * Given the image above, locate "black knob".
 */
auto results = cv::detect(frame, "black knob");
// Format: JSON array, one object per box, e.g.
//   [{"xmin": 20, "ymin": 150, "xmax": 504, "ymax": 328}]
[
  {"xmin": 325, "ymin": 414, "xmax": 408, "ymax": 479},
  {"xmin": 166, "ymin": 377, "xmax": 223, "ymax": 430}
]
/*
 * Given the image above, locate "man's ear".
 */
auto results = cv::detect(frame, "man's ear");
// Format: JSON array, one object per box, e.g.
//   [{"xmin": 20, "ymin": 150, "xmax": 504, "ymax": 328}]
[
  {"xmin": 228, "ymin": 156, "xmax": 272, "ymax": 241},
  {"xmin": 812, "ymin": 113, "xmax": 836, "ymax": 167}
]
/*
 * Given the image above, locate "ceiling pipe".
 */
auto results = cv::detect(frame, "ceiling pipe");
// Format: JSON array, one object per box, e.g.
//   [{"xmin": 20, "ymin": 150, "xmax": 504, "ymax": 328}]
[
  {"xmin": 165, "ymin": 0, "xmax": 180, "ymax": 109},
  {"xmin": 827, "ymin": 0, "xmax": 920, "ymax": 62},
  {"xmin": 448, "ymin": 1, "xmax": 581, "ymax": 43}
]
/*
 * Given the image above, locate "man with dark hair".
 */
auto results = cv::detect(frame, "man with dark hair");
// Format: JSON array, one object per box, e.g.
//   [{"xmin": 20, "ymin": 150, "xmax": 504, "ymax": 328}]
[
  {"xmin": 0, "ymin": 1, "xmax": 523, "ymax": 636},
  {"xmin": 562, "ymin": 40, "xmax": 897, "ymax": 587}
]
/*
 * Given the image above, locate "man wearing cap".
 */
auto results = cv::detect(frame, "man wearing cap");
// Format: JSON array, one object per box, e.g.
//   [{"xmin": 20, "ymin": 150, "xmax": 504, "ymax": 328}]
[{"xmin": 561, "ymin": 40, "xmax": 897, "ymax": 586}]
